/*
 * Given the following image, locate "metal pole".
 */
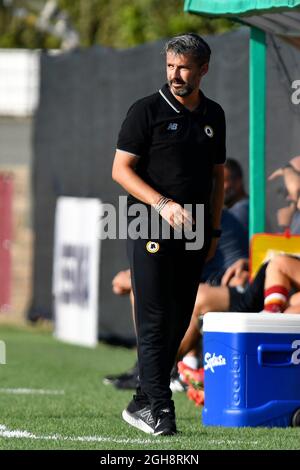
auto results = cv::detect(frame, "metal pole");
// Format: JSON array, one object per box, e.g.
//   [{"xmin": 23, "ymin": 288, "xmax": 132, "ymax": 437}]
[{"xmin": 249, "ymin": 27, "xmax": 266, "ymax": 239}]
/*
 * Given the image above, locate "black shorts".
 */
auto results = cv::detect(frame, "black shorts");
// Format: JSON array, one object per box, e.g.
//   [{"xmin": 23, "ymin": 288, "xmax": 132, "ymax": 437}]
[{"xmin": 228, "ymin": 263, "xmax": 268, "ymax": 312}]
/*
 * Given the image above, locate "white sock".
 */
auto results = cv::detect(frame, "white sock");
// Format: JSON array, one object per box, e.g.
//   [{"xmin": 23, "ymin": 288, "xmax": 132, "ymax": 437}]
[{"xmin": 182, "ymin": 355, "xmax": 198, "ymax": 370}]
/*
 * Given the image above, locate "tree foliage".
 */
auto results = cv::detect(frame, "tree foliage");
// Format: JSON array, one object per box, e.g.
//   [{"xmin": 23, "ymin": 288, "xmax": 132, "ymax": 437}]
[
  {"xmin": 0, "ymin": 0, "xmax": 60, "ymax": 48},
  {"xmin": 0, "ymin": 0, "xmax": 235, "ymax": 49}
]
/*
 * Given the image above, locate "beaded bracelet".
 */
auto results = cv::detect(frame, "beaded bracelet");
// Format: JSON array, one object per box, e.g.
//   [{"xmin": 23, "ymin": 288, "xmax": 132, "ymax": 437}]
[{"xmin": 153, "ymin": 196, "xmax": 172, "ymax": 214}]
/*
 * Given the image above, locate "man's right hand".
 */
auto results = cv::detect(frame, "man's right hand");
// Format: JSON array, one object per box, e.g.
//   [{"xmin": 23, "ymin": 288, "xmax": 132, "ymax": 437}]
[
  {"xmin": 112, "ymin": 269, "xmax": 131, "ymax": 295},
  {"xmin": 160, "ymin": 201, "xmax": 194, "ymax": 231}
]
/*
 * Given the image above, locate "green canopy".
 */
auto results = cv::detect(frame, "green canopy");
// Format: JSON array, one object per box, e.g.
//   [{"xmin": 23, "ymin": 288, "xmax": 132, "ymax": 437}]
[
  {"xmin": 184, "ymin": 0, "xmax": 300, "ymax": 239},
  {"xmin": 184, "ymin": 0, "xmax": 300, "ymax": 17}
]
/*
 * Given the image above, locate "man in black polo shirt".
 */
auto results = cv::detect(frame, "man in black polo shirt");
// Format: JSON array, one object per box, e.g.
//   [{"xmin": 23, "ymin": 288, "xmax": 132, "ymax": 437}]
[{"xmin": 112, "ymin": 33, "xmax": 226, "ymax": 435}]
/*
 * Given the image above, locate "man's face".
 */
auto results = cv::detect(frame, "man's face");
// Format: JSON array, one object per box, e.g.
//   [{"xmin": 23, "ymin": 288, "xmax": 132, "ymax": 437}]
[
  {"xmin": 224, "ymin": 167, "xmax": 241, "ymax": 207},
  {"xmin": 166, "ymin": 52, "xmax": 207, "ymax": 97}
]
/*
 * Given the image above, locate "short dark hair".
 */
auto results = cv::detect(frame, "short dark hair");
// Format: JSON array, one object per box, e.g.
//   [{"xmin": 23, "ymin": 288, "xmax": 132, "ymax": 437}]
[
  {"xmin": 165, "ymin": 33, "xmax": 211, "ymax": 67},
  {"xmin": 225, "ymin": 158, "xmax": 244, "ymax": 180}
]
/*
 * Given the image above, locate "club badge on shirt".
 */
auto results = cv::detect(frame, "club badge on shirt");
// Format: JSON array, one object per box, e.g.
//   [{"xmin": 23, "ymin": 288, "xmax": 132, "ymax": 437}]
[
  {"xmin": 204, "ymin": 125, "xmax": 214, "ymax": 138},
  {"xmin": 146, "ymin": 241, "xmax": 160, "ymax": 253}
]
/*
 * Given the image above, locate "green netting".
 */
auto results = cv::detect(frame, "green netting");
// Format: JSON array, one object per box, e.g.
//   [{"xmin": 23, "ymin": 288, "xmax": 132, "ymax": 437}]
[{"xmin": 184, "ymin": 0, "xmax": 300, "ymax": 16}]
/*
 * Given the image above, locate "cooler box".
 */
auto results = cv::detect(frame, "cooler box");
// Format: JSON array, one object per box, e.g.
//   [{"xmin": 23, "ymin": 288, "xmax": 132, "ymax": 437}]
[{"xmin": 203, "ymin": 312, "xmax": 300, "ymax": 427}]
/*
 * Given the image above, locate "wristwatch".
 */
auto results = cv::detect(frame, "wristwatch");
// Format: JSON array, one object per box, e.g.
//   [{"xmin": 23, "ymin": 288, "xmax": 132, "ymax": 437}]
[{"xmin": 212, "ymin": 228, "xmax": 222, "ymax": 238}]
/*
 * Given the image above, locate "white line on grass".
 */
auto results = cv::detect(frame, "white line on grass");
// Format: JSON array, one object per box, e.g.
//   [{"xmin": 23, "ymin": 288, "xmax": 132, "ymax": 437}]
[
  {"xmin": 209, "ymin": 439, "xmax": 259, "ymax": 446},
  {"xmin": 0, "ymin": 425, "xmax": 177, "ymax": 445},
  {"xmin": 0, "ymin": 388, "xmax": 65, "ymax": 395}
]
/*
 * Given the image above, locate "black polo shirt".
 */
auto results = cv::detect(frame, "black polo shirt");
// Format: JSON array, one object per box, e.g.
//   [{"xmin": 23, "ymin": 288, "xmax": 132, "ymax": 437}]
[{"xmin": 117, "ymin": 83, "xmax": 226, "ymax": 208}]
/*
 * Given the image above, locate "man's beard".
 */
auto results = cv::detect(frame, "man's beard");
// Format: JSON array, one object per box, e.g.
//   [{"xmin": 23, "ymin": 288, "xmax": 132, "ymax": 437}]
[
  {"xmin": 224, "ymin": 189, "xmax": 236, "ymax": 207},
  {"xmin": 168, "ymin": 79, "xmax": 194, "ymax": 97}
]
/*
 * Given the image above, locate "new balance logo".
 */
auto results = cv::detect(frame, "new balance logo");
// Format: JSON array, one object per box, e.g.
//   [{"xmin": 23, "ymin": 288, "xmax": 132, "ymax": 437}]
[
  {"xmin": 167, "ymin": 123, "xmax": 178, "ymax": 131},
  {"xmin": 140, "ymin": 409, "xmax": 155, "ymax": 425}
]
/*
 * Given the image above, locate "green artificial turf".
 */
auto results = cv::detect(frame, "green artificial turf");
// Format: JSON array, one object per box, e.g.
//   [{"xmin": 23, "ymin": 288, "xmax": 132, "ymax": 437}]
[{"xmin": 0, "ymin": 325, "xmax": 299, "ymax": 450}]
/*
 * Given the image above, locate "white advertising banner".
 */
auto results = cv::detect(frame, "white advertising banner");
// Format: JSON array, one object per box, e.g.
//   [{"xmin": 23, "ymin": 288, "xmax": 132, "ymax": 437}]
[
  {"xmin": 53, "ymin": 197, "xmax": 102, "ymax": 347},
  {"xmin": 0, "ymin": 49, "xmax": 40, "ymax": 116}
]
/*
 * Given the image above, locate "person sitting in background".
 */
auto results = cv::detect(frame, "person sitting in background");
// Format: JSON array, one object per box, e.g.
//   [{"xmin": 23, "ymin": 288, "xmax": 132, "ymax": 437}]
[
  {"xmin": 224, "ymin": 157, "xmax": 248, "ymax": 232},
  {"xmin": 181, "ymin": 158, "xmax": 249, "ymax": 370},
  {"xmin": 180, "ymin": 154, "xmax": 300, "ymax": 364},
  {"xmin": 201, "ymin": 158, "xmax": 248, "ymax": 285},
  {"xmin": 269, "ymin": 155, "xmax": 300, "ymax": 233},
  {"xmin": 262, "ymin": 255, "xmax": 300, "ymax": 314},
  {"xmin": 178, "ymin": 253, "xmax": 300, "ymax": 407},
  {"xmin": 180, "ymin": 153, "xmax": 300, "ymax": 406},
  {"xmin": 260, "ymin": 155, "xmax": 300, "ymax": 312}
]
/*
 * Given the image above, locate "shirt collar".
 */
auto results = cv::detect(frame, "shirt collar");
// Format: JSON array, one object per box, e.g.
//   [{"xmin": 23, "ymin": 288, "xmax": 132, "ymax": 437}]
[{"xmin": 159, "ymin": 83, "xmax": 207, "ymax": 116}]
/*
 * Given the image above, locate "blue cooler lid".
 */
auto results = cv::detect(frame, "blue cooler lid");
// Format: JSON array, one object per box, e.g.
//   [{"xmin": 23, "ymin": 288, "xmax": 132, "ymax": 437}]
[{"xmin": 203, "ymin": 312, "xmax": 300, "ymax": 333}]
